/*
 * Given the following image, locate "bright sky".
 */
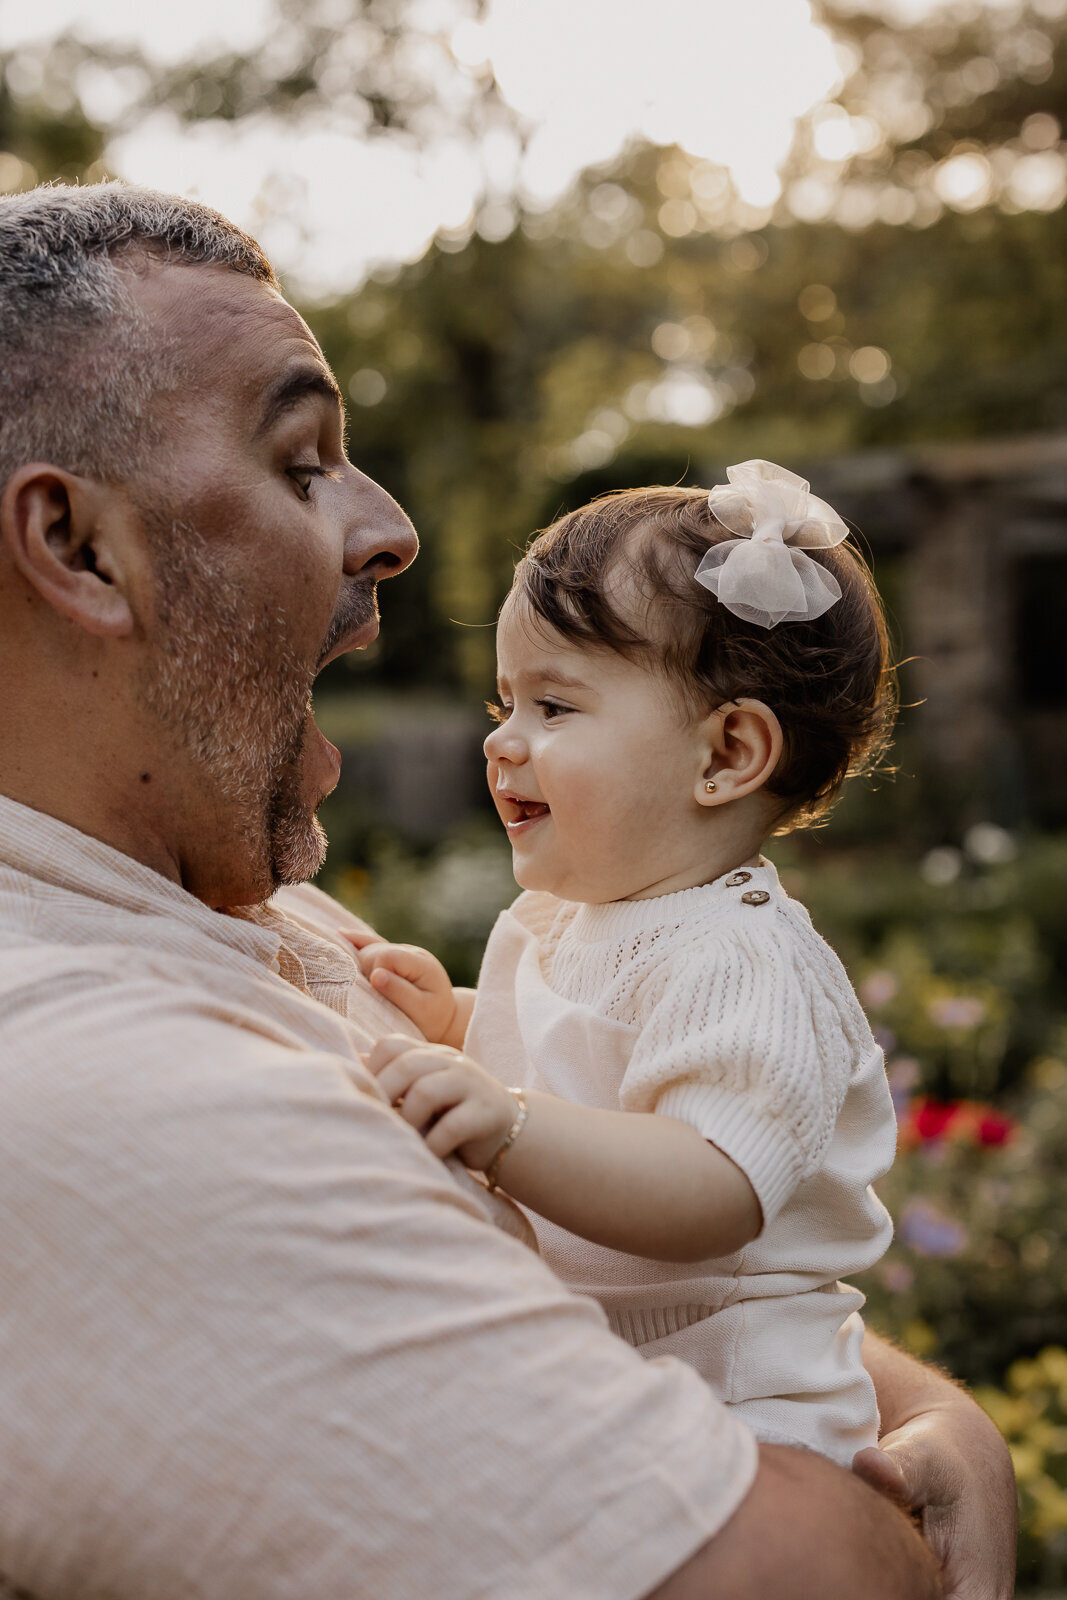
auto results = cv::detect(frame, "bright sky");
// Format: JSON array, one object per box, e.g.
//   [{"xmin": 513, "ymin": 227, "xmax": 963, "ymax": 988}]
[{"xmin": 0, "ymin": 0, "xmax": 956, "ymax": 296}]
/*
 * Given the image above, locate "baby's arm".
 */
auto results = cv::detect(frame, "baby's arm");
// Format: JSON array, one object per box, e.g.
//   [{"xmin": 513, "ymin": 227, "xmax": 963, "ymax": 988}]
[
  {"xmin": 343, "ymin": 931, "xmax": 474, "ymax": 1049},
  {"xmin": 366, "ymin": 1035, "xmax": 761, "ymax": 1262}
]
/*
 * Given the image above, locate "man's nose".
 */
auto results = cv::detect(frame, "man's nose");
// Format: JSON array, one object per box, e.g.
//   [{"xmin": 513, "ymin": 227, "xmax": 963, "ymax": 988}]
[{"xmin": 344, "ymin": 468, "xmax": 419, "ymax": 580}]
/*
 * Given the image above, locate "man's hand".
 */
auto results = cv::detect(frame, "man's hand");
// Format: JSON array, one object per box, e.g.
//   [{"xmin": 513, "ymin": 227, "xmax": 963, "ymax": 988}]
[
  {"xmin": 856, "ymin": 1334, "xmax": 1017, "ymax": 1600},
  {"xmin": 343, "ymin": 932, "xmax": 460, "ymax": 1046},
  {"xmin": 645, "ymin": 1443, "xmax": 943, "ymax": 1600},
  {"xmin": 365, "ymin": 1034, "xmax": 520, "ymax": 1173}
]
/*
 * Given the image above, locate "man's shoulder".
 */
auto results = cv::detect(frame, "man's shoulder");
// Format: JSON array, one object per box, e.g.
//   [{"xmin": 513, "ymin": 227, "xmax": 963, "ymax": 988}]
[
  {"xmin": 0, "ymin": 927, "xmax": 357, "ymax": 1076},
  {"xmin": 0, "ymin": 937, "xmax": 153, "ymax": 1009}
]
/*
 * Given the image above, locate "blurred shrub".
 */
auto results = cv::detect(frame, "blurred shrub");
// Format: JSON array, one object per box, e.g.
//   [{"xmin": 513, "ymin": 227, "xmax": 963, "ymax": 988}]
[
  {"xmin": 858, "ymin": 1054, "xmax": 1067, "ymax": 1386},
  {"xmin": 978, "ymin": 1348, "xmax": 1067, "ymax": 1588},
  {"xmin": 777, "ymin": 830, "xmax": 1067, "ymax": 1095},
  {"xmin": 322, "ymin": 819, "xmax": 516, "ymax": 986},
  {"xmin": 324, "ymin": 823, "xmax": 1067, "ymax": 1081}
]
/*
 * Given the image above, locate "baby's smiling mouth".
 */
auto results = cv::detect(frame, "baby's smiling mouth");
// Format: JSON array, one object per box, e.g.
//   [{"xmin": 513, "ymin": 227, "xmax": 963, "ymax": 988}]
[{"xmin": 497, "ymin": 791, "xmax": 551, "ymax": 828}]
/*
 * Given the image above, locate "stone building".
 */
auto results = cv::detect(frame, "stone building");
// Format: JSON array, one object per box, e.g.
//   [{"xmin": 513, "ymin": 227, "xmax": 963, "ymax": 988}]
[{"xmin": 804, "ymin": 433, "xmax": 1067, "ymax": 835}]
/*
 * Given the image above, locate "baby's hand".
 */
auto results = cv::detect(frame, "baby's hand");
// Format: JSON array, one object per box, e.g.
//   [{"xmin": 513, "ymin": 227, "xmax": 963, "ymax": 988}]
[
  {"xmin": 342, "ymin": 931, "xmax": 458, "ymax": 1046},
  {"xmin": 366, "ymin": 1034, "xmax": 520, "ymax": 1174}
]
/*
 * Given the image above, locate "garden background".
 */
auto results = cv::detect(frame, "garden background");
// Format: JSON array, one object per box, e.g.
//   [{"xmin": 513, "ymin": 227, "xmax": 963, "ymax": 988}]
[{"xmin": 3, "ymin": 0, "xmax": 1066, "ymax": 1585}]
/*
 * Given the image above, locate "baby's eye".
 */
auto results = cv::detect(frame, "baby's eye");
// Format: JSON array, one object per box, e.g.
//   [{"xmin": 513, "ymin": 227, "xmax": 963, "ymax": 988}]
[
  {"xmin": 485, "ymin": 699, "xmax": 511, "ymax": 724},
  {"xmin": 535, "ymin": 698, "xmax": 572, "ymax": 720},
  {"xmin": 288, "ymin": 464, "xmax": 327, "ymax": 500}
]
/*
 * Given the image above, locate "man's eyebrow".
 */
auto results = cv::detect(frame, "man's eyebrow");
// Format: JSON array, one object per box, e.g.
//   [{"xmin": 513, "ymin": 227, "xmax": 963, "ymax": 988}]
[{"xmin": 255, "ymin": 366, "xmax": 346, "ymax": 437}]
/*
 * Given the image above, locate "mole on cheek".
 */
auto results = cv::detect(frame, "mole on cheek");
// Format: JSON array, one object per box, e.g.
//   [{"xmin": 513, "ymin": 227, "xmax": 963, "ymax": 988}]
[{"xmin": 140, "ymin": 772, "xmax": 152, "ymax": 784}]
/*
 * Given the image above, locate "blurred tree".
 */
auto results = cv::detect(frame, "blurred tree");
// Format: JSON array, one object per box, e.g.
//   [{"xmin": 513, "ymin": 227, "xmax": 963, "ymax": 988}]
[
  {"xmin": 310, "ymin": 143, "xmax": 1067, "ymax": 699},
  {"xmin": 0, "ymin": 0, "xmax": 508, "ymax": 164},
  {"xmin": 5, "ymin": 0, "xmax": 1067, "ymax": 712},
  {"xmin": 805, "ymin": 0, "xmax": 1067, "ymax": 210},
  {"xmin": 0, "ymin": 41, "xmax": 107, "ymax": 186},
  {"xmin": 138, "ymin": 0, "xmax": 511, "ymax": 156}
]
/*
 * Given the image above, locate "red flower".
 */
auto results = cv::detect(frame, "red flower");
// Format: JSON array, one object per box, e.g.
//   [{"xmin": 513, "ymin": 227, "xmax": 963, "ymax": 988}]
[
  {"xmin": 901, "ymin": 1096, "xmax": 1016, "ymax": 1150},
  {"xmin": 912, "ymin": 1099, "xmax": 960, "ymax": 1142},
  {"xmin": 976, "ymin": 1110, "xmax": 1015, "ymax": 1147}
]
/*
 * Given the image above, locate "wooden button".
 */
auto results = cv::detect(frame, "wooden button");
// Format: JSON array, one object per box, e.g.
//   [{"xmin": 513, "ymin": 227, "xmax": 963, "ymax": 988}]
[
  {"xmin": 725, "ymin": 871, "xmax": 752, "ymax": 887},
  {"xmin": 741, "ymin": 890, "xmax": 771, "ymax": 906}
]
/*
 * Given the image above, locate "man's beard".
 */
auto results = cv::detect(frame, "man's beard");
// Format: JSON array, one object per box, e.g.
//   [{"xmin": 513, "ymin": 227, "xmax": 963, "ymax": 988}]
[{"xmin": 137, "ymin": 516, "xmax": 373, "ymax": 901}]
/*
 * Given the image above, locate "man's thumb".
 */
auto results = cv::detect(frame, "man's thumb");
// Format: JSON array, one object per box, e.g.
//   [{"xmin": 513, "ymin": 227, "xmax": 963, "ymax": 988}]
[{"xmin": 852, "ymin": 1445, "xmax": 914, "ymax": 1509}]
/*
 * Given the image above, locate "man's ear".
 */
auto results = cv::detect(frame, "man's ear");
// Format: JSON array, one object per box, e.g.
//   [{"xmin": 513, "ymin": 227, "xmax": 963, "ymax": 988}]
[
  {"xmin": 694, "ymin": 699, "xmax": 784, "ymax": 806},
  {"xmin": 0, "ymin": 463, "xmax": 136, "ymax": 637}
]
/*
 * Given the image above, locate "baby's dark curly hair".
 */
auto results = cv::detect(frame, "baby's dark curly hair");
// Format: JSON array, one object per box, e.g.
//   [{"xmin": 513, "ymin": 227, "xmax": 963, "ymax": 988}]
[{"xmin": 512, "ymin": 484, "xmax": 897, "ymax": 832}]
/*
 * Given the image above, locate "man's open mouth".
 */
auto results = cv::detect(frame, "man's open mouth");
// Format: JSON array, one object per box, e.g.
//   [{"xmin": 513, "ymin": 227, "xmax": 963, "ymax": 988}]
[{"xmin": 316, "ymin": 582, "xmax": 381, "ymax": 674}]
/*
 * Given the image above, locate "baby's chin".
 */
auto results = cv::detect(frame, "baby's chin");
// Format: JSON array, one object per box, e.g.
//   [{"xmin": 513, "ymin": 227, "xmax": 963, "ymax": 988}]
[
  {"xmin": 509, "ymin": 858, "xmax": 620, "ymax": 903},
  {"xmin": 509, "ymin": 855, "xmax": 563, "ymax": 896}
]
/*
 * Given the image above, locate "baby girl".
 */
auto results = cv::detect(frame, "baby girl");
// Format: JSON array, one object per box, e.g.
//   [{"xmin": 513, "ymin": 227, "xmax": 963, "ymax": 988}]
[{"xmin": 351, "ymin": 461, "xmax": 898, "ymax": 1467}]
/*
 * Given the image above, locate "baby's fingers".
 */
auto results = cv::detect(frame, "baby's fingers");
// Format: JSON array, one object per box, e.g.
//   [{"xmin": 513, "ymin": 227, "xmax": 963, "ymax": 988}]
[
  {"xmin": 366, "ymin": 1039, "xmax": 460, "ymax": 1106},
  {"xmin": 386, "ymin": 1059, "xmax": 469, "ymax": 1132},
  {"xmin": 423, "ymin": 1100, "xmax": 502, "ymax": 1161},
  {"xmin": 368, "ymin": 946, "xmax": 437, "ymax": 985},
  {"xmin": 348, "ymin": 939, "xmax": 438, "ymax": 988},
  {"xmin": 365, "ymin": 1032, "xmax": 428, "ymax": 1077},
  {"xmin": 339, "ymin": 927, "xmax": 385, "ymax": 953},
  {"xmin": 365, "ymin": 966, "xmax": 423, "ymax": 1009}
]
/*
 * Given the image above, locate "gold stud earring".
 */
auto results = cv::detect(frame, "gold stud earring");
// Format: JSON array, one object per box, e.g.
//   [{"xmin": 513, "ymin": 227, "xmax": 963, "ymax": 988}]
[{"xmin": 704, "ymin": 779, "xmax": 717, "ymax": 794}]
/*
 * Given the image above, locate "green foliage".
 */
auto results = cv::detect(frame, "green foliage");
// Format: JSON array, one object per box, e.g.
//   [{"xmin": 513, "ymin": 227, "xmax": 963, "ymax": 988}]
[
  {"xmin": 0, "ymin": 54, "xmax": 107, "ymax": 186},
  {"xmin": 815, "ymin": 0, "xmax": 1067, "ymax": 178},
  {"xmin": 322, "ymin": 818, "xmax": 515, "ymax": 985},
  {"xmin": 858, "ymin": 1056, "xmax": 1067, "ymax": 1387},
  {"xmin": 1, "ymin": 1, "xmax": 498, "ymax": 153},
  {"xmin": 311, "ymin": 176, "xmax": 1067, "ymax": 705},
  {"xmin": 779, "ymin": 828, "xmax": 1067, "ymax": 1585},
  {"xmin": 140, "ymin": 0, "xmax": 495, "ymax": 133},
  {"xmin": 775, "ymin": 831, "xmax": 1067, "ymax": 1093},
  {"xmin": 978, "ymin": 1347, "xmax": 1067, "ymax": 1587}
]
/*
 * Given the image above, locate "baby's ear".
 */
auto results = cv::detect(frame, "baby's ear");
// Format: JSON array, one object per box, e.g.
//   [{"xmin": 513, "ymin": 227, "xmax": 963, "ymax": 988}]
[{"xmin": 693, "ymin": 699, "xmax": 783, "ymax": 807}]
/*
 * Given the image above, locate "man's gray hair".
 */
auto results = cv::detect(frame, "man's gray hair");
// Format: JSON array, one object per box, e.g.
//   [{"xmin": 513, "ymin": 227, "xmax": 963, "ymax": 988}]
[{"xmin": 0, "ymin": 182, "xmax": 278, "ymax": 493}]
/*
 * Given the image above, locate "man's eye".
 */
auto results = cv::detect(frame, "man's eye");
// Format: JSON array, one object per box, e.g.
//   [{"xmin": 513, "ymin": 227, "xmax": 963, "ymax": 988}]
[
  {"xmin": 288, "ymin": 465, "xmax": 325, "ymax": 500},
  {"xmin": 485, "ymin": 700, "xmax": 511, "ymax": 724}
]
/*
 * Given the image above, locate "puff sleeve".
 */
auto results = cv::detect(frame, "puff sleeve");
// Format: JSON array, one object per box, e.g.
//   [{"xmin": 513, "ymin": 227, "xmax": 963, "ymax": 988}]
[{"xmin": 619, "ymin": 924, "xmax": 854, "ymax": 1226}]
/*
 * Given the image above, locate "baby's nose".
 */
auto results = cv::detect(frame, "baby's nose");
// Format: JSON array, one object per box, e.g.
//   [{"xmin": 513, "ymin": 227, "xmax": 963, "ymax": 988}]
[{"xmin": 484, "ymin": 722, "xmax": 523, "ymax": 763}]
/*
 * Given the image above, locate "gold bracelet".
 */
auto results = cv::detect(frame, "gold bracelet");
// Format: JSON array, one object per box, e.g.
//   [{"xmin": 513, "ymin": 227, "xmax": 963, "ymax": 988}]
[{"xmin": 483, "ymin": 1089, "xmax": 528, "ymax": 1192}]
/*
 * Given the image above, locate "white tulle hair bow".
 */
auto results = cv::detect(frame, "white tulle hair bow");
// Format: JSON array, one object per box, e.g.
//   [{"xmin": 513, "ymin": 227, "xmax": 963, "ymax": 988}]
[{"xmin": 694, "ymin": 459, "xmax": 850, "ymax": 629}]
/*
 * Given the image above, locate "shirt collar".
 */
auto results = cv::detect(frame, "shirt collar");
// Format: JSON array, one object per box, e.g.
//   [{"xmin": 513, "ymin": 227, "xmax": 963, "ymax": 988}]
[{"xmin": 0, "ymin": 791, "xmax": 288, "ymax": 971}]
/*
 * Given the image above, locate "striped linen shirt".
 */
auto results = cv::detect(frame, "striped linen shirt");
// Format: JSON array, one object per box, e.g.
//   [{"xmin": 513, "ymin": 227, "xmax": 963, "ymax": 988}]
[{"xmin": 0, "ymin": 793, "xmax": 756, "ymax": 1600}]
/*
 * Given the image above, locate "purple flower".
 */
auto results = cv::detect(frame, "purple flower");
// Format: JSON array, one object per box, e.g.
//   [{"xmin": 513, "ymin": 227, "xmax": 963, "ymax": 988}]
[
  {"xmin": 861, "ymin": 970, "xmax": 899, "ymax": 1009},
  {"xmin": 927, "ymin": 996, "xmax": 987, "ymax": 1030},
  {"xmin": 888, "ymin": 1058, "xmax": 921, "ymax": 1123},
  {"xmin": 899, "ymin": 1200, "xmax": 968, "ymax": 1258},
  {"xmin": 880, "ymin": 1261, "xmax": 915, "ymax": 1293}
]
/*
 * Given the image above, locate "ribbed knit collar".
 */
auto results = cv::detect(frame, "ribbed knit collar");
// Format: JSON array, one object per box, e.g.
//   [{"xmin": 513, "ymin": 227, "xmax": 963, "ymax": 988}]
[{"xmin": 566, "ymin": 858, "xmax": 781, "ymax": 944}]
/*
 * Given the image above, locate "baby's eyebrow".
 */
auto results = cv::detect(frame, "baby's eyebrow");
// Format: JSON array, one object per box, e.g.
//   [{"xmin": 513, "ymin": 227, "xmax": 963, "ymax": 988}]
[
  {"xmin": 538, "ymin": 671, "xmax": 588, "ymax": 691},
  {"xmin": 496, "ymin": 665, "xmax": 591, "ymax": 694},
  {"xmin": 509, "ymin": 667, "xmax": 589, "ymax": 692}
]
